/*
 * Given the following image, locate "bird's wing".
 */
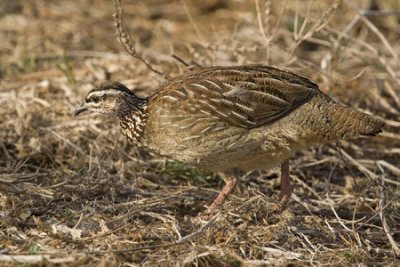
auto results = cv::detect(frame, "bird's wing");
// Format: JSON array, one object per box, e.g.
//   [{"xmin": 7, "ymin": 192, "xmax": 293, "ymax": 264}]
[{"xmin": 151, "ymin": 65, "xmax": 320, "ymax": 129}]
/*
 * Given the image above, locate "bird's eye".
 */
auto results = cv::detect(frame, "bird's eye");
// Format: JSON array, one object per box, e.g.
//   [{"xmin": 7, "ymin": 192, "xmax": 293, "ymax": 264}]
[{"xmin": 91, "ymin": 96, "xmax": 100, "ymax": 103}]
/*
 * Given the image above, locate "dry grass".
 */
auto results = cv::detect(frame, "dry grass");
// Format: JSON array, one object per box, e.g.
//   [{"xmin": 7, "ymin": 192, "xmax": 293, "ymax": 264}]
[{"xmin": 0, "ymin": 0, "xmax": 399, "ymax": 266}]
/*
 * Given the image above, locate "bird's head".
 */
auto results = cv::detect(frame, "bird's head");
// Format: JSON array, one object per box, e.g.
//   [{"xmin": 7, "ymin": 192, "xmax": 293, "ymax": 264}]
[{"xmin": 74, "ymin": 81, "xmax": 145, "ymax": 116}]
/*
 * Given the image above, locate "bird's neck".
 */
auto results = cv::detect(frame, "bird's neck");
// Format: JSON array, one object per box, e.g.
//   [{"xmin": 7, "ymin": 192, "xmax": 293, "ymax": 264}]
[{"xmin": 117, "ymin": 97, "xmax": 148, "ymax": 146}]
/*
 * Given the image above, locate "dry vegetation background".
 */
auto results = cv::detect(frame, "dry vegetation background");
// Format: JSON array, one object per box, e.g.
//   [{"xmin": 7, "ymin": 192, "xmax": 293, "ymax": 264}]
[{"xmin": 0, "ymin": 0, "xmax": 399, "ymax": 266}]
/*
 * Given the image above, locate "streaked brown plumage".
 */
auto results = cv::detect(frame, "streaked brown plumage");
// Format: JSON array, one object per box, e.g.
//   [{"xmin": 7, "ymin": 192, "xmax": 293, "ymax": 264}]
[{"xmin": 75, "ymin": 65, "xmax": 384, "ymax": 208}]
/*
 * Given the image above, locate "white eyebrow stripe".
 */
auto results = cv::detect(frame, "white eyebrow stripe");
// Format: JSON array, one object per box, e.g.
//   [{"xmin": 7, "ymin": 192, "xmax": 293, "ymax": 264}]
[{"xmin": 86, "ymin": 89, "xmax": 122, "ymax": 99}]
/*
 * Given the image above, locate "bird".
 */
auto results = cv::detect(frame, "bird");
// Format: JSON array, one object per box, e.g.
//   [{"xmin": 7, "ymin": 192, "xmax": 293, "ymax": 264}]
[{"xmin": 75, "ymin": 65, "xmax": 384, "ymax": 208}]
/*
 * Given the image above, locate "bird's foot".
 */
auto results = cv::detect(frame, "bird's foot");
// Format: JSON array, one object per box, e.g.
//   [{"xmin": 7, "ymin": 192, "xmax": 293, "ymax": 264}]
[
  {"xmin": 209, "ymin": 178, "xmax": 238, "ymax": 209},
  {"xmin": 279, "ymin": 159, "xmax": 292, "ymax": 203},
  {"xmin": 278, "ymin": 185, "xmax": 293, "ymax": 203}
]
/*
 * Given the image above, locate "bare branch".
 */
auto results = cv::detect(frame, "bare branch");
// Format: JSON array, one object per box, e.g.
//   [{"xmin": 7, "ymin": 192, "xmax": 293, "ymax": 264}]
[{"xmin": 112, "ymin": 0, "xmax": 167, "ymax": 79}]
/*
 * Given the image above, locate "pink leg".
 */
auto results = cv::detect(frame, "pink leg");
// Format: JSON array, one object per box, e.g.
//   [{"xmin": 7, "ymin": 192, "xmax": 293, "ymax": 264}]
[
  {"xmin": 278, "ymin": 160, "xmax": 293, "ymax": 202},
  {"xmin": 209, "ymin": 174, "xmax": 238, "ymax": 209}
]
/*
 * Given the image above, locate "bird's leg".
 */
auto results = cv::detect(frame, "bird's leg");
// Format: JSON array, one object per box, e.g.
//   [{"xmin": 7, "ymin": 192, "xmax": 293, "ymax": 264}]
[
  {"xmin": 209, "ymin": 173, "xmax": 238, "ymax": 209},
  {"xmin": 278, "ymin": 159, "xmax": 293, "ymax": 202}
]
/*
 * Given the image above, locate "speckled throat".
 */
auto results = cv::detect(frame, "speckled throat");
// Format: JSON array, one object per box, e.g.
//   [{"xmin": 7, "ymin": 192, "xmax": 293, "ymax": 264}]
[{"xmin": 117, "ymin": 97, "xmax": 148, "ymax": 146}]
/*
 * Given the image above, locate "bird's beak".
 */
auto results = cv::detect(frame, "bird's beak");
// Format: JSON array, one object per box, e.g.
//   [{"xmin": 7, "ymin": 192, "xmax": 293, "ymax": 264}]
[{"xmin": 74, "ymin": 104, "xmax": 88, "ymax": 116}]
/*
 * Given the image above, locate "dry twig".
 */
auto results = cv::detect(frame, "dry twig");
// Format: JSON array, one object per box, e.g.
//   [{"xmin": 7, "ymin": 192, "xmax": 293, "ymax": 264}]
[{"xmin": 113, "ymin": 0, "xmax": 167, "ymax": 78}]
